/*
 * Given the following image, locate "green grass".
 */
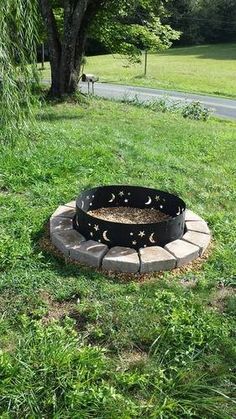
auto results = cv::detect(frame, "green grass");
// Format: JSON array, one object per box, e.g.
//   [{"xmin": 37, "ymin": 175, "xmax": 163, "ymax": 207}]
[
  {"xmin": 41, "ymin": 42, "xmax": 236, "ymax": 98},
  {"xmin": 0, "ymin": 97, "xmax": 236, "ymax": 417}
]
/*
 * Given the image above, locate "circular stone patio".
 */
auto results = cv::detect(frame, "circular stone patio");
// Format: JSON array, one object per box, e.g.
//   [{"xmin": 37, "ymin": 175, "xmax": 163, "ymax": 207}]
[{"xmin": 50, "ymin": 201, "xmax": 211, "ymax": 274}]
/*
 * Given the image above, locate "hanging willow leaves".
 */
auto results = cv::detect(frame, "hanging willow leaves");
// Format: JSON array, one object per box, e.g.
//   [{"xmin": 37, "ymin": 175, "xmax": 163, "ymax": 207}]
[{"xmin": 0, "ymin": 0, "xmax": 39, "ymax": 144}]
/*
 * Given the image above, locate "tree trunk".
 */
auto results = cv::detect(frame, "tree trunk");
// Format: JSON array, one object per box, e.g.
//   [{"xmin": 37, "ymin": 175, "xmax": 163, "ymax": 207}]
[{"xmin": 39, "ymin": 0, "xmax": 104, "ymax": 97}]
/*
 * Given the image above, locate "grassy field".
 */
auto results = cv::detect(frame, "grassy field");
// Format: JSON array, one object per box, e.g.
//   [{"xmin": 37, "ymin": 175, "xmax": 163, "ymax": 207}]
[
  {"xmin": 0, "ymin": 97, "xmax": 236, "ymax": 417},
  {"xmin": 41, "ymin": 43, "xmax": 236, "ymax": 98}
]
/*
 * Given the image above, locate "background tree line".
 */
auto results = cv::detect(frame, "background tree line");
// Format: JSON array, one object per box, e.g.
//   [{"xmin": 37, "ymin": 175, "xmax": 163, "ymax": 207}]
[
  {"xmin": 87, "ymin": 0, "xmax": 236, "ymax": 53},
  {"xmin": 165, "ymin": 0, "xmax": 236, "ymax": 45}
]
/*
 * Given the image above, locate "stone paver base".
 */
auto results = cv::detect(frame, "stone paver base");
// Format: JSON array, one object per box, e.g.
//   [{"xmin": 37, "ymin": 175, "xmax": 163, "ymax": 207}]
[
  {"xmin": 50, "ymin": 203, "xmax": 211, "ymax": 273},
  {"xmin": 139, "ymin": 246, "xmax": 176, "ymax": 273},
  {"xmin": 70, "ymin": 240, "xmax": 108, "ymax": 268},
  {"xmin": 103, "ymin": 247, "xmax": 140, "ymax": 273}
]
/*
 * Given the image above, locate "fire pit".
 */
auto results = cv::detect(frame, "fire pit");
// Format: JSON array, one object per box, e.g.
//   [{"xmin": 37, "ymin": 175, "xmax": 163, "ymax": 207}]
[
  {"xmin": 50, "ymin": 185, "xmax": 211, "ymax": 274},
  {"xmin": 74, "ymin": 185, "xmax": 186, "ymax": 250}
]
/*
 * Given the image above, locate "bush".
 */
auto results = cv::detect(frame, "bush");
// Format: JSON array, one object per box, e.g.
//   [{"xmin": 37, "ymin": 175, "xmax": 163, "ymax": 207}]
[{"xmin": 182, "ymin": 101, "xmax": 211, "ymax": 121}]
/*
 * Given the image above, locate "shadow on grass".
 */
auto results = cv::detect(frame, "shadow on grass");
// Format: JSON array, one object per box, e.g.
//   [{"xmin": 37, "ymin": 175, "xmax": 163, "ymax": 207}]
[
  {"xmin": 37, "ymin": 113, "xmax": 85, "ymax": 122},
  {"xmin": 160, "ymin": 43, "xmax": 236, "ymax": 60},
  {"xmin": 134, "ymin": 74, "xmax": 146, "ymax": 79}
]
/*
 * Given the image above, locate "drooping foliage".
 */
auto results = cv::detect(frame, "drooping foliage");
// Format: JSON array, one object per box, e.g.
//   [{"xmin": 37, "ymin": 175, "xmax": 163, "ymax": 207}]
[
  {"xmin": 90, "ymin": 0, "xmax": 180, "ymax": 62},
  {"xmin": 0, "ymin": 0, "xmax": 39, "ymax": 144}
]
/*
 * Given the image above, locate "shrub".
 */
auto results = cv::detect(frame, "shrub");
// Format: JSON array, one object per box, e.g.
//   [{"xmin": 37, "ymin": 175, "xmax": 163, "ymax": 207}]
[{"xmin": 182, "ymin": 101, "xmax": 211, "ymax": 121}]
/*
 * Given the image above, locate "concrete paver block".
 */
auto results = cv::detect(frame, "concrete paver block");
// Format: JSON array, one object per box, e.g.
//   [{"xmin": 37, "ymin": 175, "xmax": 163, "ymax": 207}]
[
  {"xmin": 139, "ymin": 246, "xmax": 176, "ymax": 273},
  {"xmin": 102, "ymin": 246, "xmax": 140, "ymax": 273},
  {"xmin": 51, "ymin": 205, "xmax": 76, "ymax": 219},
  {"xmin": 182, "ymin": 231, "xmax": 211, "ymax": 255},
  {"xmin": 185, "ymin": 209, "xmax": 204, "ymax": 222},
  {"xmin": 65, "ymin": 200, "xmax": 76, "ymax": 208},
  {"xmin": 50, "ymin": 216, "xmax": 73, "ymax": 233},
  {"xmin": 51, "ymin": 230, "xmax": 85, "ymax": 256},
  {"xmin": 186, "ymin": 220, "xmax": 210, "ymax": 235},
  {"xmin": 70, "ymin": 240, "xmax": 108, "ymax": 268},
  {"xmin": 165, "ymin": 239, "xmax": 200, "ymax": 267}
]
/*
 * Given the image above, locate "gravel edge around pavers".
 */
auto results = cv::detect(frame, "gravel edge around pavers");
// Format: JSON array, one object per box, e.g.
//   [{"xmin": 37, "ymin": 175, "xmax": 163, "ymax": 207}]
[{"xmin": 50, "ymin": 202, "xmax": 211, "ymax": 274}]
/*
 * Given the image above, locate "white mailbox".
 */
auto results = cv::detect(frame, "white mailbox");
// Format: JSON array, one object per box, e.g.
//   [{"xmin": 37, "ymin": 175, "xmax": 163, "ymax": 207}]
[{"xmin": 81, "ymin": 73, "xmax": 99, "ymax": 94}]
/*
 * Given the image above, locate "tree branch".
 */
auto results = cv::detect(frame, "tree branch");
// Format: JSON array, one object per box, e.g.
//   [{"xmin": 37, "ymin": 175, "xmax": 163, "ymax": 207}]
[
  {"xmin": 38, "ymin": 0, "xmax": 61, "ymax": 63},
  {"xmin": 74, "ymin": 0, "xmax": 107, "ymax": 68}
]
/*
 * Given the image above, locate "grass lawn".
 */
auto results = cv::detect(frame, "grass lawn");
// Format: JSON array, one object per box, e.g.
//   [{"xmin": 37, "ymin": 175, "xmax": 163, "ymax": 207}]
[
  {"xmin": 0, "ymin": 98, "xmax": 236, "ymax": 417},
  {"xmin": 41, "ymin": 42, "xmax": 236, "ymax": 98}
]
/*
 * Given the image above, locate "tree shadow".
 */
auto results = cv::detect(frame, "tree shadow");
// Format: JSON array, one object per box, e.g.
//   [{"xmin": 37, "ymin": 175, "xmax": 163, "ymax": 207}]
[
  {"xmin": 160, "ymin": 43, "xmax": 236, "ymax": 60},
  {"xmin": 37, "ymin": 112, "xmax": 86, "ymax": 122},
  {"xmin": 134, "ymin": 74, "xmax": 145, "ymax": 79}
]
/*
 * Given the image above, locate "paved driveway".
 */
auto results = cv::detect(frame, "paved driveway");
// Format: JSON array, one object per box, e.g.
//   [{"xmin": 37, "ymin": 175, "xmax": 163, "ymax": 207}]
[{"xmin": 80, "ymin": 82, "xmax": 236, "ymax": 119}]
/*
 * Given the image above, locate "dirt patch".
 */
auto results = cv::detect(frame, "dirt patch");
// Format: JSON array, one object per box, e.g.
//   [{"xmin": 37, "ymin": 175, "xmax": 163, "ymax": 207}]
[
  {"xmin": 68, "ymin": 310, "xmax": 90, "ymax": 331},
  {"xmin": 180, "ymin": 276, "xmax": 198, "ymax": 288},
  {"xmin": 39, "ymin": 292, "xmax": 83, "ymax": 325},
  {"xmin": 88, "ymin": 206, "xmax": 170, "ymax": 224},
  {"xmin": 117, "ymin": 350, "xmax": 148, "ymax": 371},
  {"xmin": 209, "ymin": 286, "xmax": 235, "ymax": 313}
]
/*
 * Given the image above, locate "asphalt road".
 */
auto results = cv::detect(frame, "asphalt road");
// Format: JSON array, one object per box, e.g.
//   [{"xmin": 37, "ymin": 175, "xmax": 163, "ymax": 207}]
[{"xmin": 80, "ymin": 82, "xmax": 236, "ymax": 119}]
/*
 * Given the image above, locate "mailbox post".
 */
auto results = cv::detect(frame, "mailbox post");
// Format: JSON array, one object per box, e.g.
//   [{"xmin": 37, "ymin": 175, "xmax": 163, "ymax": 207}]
[
  {"xmin": 143, "ymin": 50, "xmax": 148, "ymax": 76},
  {"xmin": 81, "ymin": 73, "xmax": 99, "ymax": 94}
]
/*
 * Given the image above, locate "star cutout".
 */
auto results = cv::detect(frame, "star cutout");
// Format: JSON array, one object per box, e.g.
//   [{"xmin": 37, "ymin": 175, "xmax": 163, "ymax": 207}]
[
  {"xmin": 138, "ymin": 231, "xmax": 145, "ymax": 238},
  {"xmin": 119, "ymin": 191, "xmax": 124, "ymax": 197},
  {"xmin": 155, "ymin": 195, "xmax": 160, "ymax": 201},
  {"xmin": 130, "ymin": 232, "xmax": 134, "ymax": 236},
  {"xmin": 94, "ymin": 224, "xmax": 99, "ymax": 231},
  {"xmin": 132, "ymin": 240, "xmax": 137, "ymax": 245}
]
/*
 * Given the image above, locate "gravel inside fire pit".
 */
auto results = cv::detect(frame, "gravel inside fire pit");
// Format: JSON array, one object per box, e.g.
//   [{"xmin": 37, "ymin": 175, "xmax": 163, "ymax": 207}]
[{"xmin": 88, "ymin": 206, "xmax": 170, "ymax": 224}]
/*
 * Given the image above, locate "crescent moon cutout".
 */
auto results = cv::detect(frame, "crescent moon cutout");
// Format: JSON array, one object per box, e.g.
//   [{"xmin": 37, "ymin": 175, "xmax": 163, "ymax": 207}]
[
  {"xmin": 103, "ymin": 230, "xmax": 110, "ymax": 242},
  {"xmin": 108, "ymin": 193, "xmax": 115, "ymax": 203},
  {"xmin": 145, "ymin": 196, "xmax": 152, "ymax": 205},
  {"xmin": 149, "ymin": 233, "xmax": 156, "ymax": 244},
  {"xmin": 176, "ymin": 207, "xmax": 181, "ymax": 215}
]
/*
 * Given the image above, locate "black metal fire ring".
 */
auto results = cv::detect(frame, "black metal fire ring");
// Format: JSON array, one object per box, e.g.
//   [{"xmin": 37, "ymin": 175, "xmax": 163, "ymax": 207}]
[{"xmin": 74, "ymin": 185, "xmax": 186, "ymax": 250}]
